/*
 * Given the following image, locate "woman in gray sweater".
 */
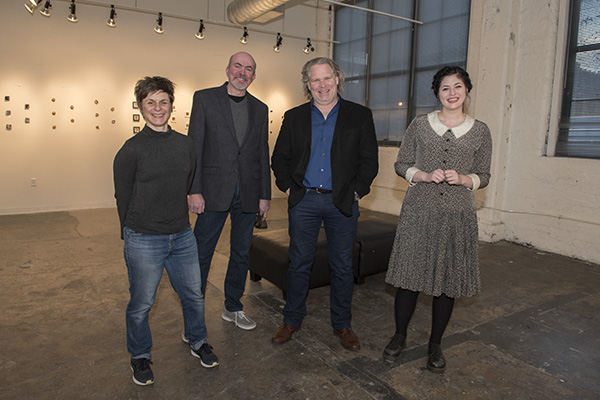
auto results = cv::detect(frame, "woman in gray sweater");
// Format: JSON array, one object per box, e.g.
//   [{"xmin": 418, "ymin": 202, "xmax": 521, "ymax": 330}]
[{"xmin": 113, "ymin": 76, "xmax": 218, "ymax": 386}]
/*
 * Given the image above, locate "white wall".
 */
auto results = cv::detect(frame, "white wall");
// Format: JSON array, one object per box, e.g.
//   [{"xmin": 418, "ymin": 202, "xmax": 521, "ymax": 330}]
[
  {"xmin": 364, "ymin": 0, "xmax": 600, "ymax": 264},
  {"xmin": 0, "ymin": 0, "xmax": 327, "ymax": 214}
]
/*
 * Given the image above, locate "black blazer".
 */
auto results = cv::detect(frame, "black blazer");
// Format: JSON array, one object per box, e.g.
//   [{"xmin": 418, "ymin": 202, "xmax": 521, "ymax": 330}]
[
  {"xmin": 271, "ymin": 98, "xmax": 378, "ymax": 217},
  {"xmin": 188, "ymin": 83, "xmax": 271, "ymax": 213}
]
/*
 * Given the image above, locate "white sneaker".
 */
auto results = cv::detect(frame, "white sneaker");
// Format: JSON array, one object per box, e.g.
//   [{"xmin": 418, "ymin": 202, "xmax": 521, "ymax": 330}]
[{"xmin": 222, "ymin": 309, "xmax": 257, "ymax": 330}]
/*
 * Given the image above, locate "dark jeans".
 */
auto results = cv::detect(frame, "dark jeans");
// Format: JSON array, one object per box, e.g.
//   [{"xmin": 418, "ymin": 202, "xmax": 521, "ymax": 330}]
[
  {"xmin": 123, "ymin": 226, "xmax": 207, "ymax": 359},
  {"xmin": 283, "ymin": 190, "xmax": 359, "ymax": 329},
  {"xmin": 193, "ymin": 186, "xmax": 255, "ymax": 312}
]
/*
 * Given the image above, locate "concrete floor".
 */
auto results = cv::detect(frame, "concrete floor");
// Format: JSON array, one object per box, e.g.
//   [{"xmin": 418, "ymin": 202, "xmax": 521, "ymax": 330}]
[{"xmin": 1, "ymin": 198, "xmax": 599, "ymax": 400}]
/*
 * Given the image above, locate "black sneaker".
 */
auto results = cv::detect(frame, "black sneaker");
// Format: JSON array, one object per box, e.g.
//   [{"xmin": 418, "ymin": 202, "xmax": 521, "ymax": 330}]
[
  {"xmin": 191, "ymin": 343, "xmax": 219, "ymax": 368},
  {"xmin": 130, "ymin": 358, "xmax": 154, "ymax": 386}
]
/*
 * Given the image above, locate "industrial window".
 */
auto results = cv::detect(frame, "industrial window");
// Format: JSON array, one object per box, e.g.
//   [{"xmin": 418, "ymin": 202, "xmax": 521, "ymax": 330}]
[
  {"xmin": 555, "ymin": 0, "xmax": 600, "ymax": 159},
  {"xmin": 333, "ymin": 0, "xmax": 471, "ymax": 144}
]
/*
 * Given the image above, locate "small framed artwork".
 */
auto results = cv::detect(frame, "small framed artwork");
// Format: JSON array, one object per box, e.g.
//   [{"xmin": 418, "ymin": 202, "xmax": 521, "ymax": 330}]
[
  {"xmin": 5, "ymin": 110, "xmax": 11, "ymax": 116},
  {"xmin": 25, "ymin": 104, "xmax": 30, "ymax": 110},
  {"xmin": 133, "ymin": 114, "xmax": 140, "ymax": 122},
  {"xmin": 25, "ymin": 117, "xmax": 30, "ymax": 124},
  {"xmin": 132, "ymin": 101, "xmax": 138, "ymax": 109},
  {"xmin": 171, "ymin": 117, "xmax": 176, "ymax": 122},
  {"xmin": 185, "ymin": 112, "xmax": 190, "ymax": 118},
  {"xmin": 94, "ymin": 99, "xmax": 99, "ymax": 105},
  {"xmin": 133, "ymin": 126, "xmax": 140, "ymax": 134},
  {"xmin": 6, "ymin": 124, "xmax": 12, "ymax": 131},
  {"xmin": 4, "ymin": 96, "xmax": 9, "ymax": 102}
]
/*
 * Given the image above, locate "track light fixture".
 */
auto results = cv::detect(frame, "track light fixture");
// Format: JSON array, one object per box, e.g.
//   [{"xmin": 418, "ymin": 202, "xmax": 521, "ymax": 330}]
[
  {"xmin": 39, "ymin": 0, "xmax": 51, "ymax": 17},
  {"xmin": 24, "ymin": 0, "xmax": 41, "ymax": 14},
  {"xmin": 22, "ymin": 3, "xmax": 323, "ymax": 53},
  {"xmin": 195, "ymin": 19, "xmax": 205, "ymax": 40},
  {"xmin": 303, "ymin": 38, "xmax": 315, "ymax": 54},
  {"xmin": 106, "ymin": 4, "xmax": 116, "ymax": 27},
  {"xmin": 67, "ymin": 0, "xmax": 78, "ymax": 22},
  {"xmin": 240, "ymin": 26, "xmax": 248, "ymax": 44},
  {"xmin": 273, "ymin": 32, "xmax": 283, "ymax": 53},
  {"xmin": 154, "ymin": 12, "xmax": 164, "ymax": 34}
]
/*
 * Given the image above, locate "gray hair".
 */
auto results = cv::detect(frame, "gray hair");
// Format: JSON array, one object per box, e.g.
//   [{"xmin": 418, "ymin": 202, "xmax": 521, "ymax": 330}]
[{"xmin": 301, "ymin": 57, "xmax": 345, "ymax": 100}]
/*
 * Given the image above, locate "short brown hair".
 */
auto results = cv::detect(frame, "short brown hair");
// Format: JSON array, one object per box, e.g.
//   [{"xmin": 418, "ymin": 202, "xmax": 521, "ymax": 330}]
[
  {"xmin": 301, "ymin": 57, "xmax": 345, "ymax": 100},
  {"xmin": 134, "ymin": 76, "xmax": 175, "ymax": 106}
]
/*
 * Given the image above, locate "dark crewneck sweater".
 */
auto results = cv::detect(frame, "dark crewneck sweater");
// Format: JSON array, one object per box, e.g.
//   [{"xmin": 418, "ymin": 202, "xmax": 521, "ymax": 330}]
[{"xmin": 113, "ymin": 125, "xmax": 197, "ymax": 238}]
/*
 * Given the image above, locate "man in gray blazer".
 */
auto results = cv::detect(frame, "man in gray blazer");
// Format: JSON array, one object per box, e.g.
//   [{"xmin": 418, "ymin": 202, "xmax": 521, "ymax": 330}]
[{"xmin": 188, "ymin": 52, "xmax": 271, "ymax": 331}]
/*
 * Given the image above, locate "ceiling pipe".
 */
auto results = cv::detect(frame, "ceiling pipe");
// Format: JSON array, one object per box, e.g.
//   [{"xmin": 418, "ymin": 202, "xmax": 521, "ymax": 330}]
[{"xmin": 227, "ymin": 0, "xmax": 291, "ymax": 25}]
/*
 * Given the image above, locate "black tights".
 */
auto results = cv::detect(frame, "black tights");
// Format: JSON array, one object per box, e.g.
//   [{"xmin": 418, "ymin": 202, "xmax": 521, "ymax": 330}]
[{"xmin": 393, "ymin": 288, "xmax": 455, "ymax": 345}]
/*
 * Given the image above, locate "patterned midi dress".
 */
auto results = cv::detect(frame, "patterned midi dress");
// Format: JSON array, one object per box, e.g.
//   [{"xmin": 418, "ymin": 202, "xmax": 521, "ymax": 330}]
[{"xmin": 385, "ymin": 111, "xmax": 492, "ymax": 298}]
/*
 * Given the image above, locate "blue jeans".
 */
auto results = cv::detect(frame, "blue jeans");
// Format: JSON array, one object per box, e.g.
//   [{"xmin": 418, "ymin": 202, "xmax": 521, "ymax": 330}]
[
  {"xmin": 123, "ymin": 226, "xmax": 207, "ymax": 359},
  {"xmin": 284, "ymin": 190, "xmax": 359, "ymax": 329},
  {"xmin": 193, "ymin": 186, "xmax": 255, "ymax": 312}
]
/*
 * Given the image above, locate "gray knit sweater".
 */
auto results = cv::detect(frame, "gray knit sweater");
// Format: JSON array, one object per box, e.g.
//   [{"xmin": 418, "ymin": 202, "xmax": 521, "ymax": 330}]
[{"xmin": 113, "ymin": 125, "xmax": 196, "ymax": 238}]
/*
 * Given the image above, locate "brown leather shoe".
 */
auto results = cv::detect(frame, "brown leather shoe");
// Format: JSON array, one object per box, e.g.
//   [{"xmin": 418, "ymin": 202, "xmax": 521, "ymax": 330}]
[
  {"xmin": 271, "ymin": 323, "xmax": 299, "ymax": 344},
  {"xmin": 334, "ymin": 328, "xmax": 361, "ymax": 350}
]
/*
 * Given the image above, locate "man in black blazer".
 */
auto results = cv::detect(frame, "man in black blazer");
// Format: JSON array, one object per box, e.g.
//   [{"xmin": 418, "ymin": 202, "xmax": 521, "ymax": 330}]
[
  {"xmin": 188, "ymin": 52, "xmax": 271, "ymax": 331},
  {"xmin": 271, "ymin": 57, "xmax": 378, "ymax": 350}
]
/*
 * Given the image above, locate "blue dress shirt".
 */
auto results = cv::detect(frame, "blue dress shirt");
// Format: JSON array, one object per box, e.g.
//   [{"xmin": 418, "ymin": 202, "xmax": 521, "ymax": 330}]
[{"xmin": 302, "ymin": 100, "xmax": 340, "ymax": 191}]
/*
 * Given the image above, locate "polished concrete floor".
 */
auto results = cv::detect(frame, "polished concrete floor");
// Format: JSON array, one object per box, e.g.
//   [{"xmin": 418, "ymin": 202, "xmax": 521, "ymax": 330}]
[{"xmin": 1, "ymin": 198, "xmax": 599, "ymax": 400}]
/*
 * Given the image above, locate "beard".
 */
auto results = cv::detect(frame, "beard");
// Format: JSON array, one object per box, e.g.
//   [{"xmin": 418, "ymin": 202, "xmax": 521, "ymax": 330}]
[{"xmin": 230, "ymin": 74, "xmax": 250, "ymax": 91}]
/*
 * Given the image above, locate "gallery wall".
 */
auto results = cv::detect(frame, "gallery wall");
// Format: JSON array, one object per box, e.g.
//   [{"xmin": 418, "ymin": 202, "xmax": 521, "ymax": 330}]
[{"xmin": 0, "ymin": 0, "xmax": 327, "ymax": 214}]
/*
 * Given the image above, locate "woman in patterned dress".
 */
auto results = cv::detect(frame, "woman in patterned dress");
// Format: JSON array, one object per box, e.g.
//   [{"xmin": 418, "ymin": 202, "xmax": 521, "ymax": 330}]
[{"xmin": 383, "ymin": 66, "xmax": 492, "ymax": 372}]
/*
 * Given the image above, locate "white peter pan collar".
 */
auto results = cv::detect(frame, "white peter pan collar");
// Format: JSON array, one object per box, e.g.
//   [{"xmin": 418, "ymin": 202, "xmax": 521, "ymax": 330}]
[{"xmin": 428, "ymin": 110, "xmax": 474, "ymax": 138}]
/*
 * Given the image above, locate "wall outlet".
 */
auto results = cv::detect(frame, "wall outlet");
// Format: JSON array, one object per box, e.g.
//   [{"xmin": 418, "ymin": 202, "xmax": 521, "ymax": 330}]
[{"xmin": 30, "ymin": 178, "xmax": 36, "ymax": 187}]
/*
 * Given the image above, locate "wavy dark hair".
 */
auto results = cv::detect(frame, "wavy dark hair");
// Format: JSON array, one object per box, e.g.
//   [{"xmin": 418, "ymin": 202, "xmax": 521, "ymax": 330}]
[{"xmin": 431, "ymin": 66, "xmax": 472, "ymax": 99}]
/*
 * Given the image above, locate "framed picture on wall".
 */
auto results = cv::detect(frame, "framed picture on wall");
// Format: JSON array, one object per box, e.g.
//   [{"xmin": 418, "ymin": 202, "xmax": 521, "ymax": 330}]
[
  {"xmin": 133, "ymin": 126, "xmax": 140, "ymax": 134},
  {"xmin": 133, "ymin": 114, "xmax": 140, "ymax": 122},
  {"xmin": 132, "ymin": 101, "xmax": 138, "ymax": 109}
]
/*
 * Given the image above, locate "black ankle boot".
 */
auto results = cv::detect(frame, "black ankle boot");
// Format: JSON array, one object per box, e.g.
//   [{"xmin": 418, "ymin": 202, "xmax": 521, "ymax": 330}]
[
  {"xmin": 383, "ymin": 333, "xmax": 406, "ymax": 358},
  {"xmin": 427, "ymin": 343, "xmax": 446, "ymax": 373}
]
